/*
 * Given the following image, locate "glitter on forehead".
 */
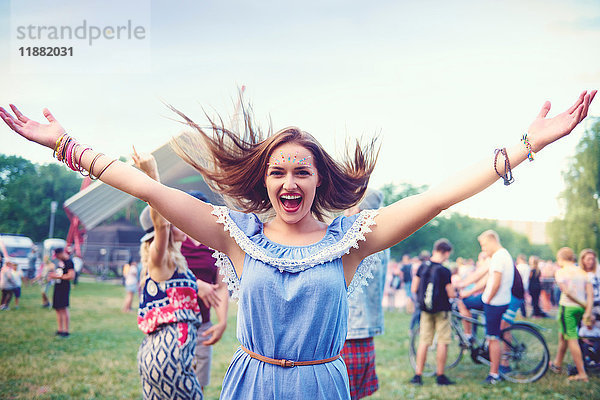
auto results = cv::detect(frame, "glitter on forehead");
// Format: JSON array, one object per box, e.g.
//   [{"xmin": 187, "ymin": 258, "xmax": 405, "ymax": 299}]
[{"xmin": 267, "ymin": 152, "xmax": 313, "ymax": 167}]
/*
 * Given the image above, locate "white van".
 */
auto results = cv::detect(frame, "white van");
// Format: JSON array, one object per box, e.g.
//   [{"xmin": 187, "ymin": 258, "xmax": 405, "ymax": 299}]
[{"xmin": 0, "ymin": 234, "xmax": 34, "ymax": 275}]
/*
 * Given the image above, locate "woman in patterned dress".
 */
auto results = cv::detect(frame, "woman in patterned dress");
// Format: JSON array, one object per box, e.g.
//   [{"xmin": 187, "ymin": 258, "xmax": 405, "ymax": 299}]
[
  {"xmin": 132, "ymin": 152, "xmax": 205, "ymax": 400},
  {"xmin": 0, "ymin": 90, "xmax": 596, "ymax": 398}
]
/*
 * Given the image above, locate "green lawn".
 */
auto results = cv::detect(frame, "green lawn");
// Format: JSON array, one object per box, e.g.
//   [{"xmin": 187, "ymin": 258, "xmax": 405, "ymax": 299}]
[{"xmin": 0, "ymin": 281, "xmax": 598, "ymax": 399}]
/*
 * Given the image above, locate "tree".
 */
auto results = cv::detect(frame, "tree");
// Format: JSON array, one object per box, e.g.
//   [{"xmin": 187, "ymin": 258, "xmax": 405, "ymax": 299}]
[
  {"xmin": 548, "ymin": 118, "xmax": 600, "ymax": 256},
  {"xmin": 0, "ymin": 154, "xmax": 82, "ymax": 242}
]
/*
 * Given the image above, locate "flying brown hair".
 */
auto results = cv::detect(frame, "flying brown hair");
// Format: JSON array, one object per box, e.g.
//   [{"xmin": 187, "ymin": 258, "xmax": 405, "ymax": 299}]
[{"xmin": 169, "ymin": 103, "xmax": 380, "ymax": 221}]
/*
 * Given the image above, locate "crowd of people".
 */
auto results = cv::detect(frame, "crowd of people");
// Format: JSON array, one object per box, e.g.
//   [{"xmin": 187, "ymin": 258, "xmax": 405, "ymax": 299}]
[
  {"xmin": 0, "ymin": 89, "xmax": 596, "ymax": 398},
  {"xmin": 388, "ymin": 235, "xmax": 600, "ymax": 386}
]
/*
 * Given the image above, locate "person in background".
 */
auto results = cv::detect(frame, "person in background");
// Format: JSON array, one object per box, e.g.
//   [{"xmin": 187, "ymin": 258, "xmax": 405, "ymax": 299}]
[
  {"xmin": 34, "ymin": 255, "xmax": 55, "ymax": 308},
  {"xmin": 122, "ymin": 259, "xmax": 139, "ymax": 313},
  {"xmin": 0, "ymin": 259, "xmax": 17, "ymax": 310},
  {"xmin": 11, "ymin": 262, "xmax": 23, "ymax": 309},
  {"xmin": 341, "ymin": 189, "xmax": 389, "ymax": 399},
  {"xmin": 409, "ymin": 238, "xmax": 455, "ymax": 386},
  {"xmin": 27, "ymin": 245, "xmax": 38, "ymax": 280},
  {"xmin": 579, "ymin": 249, "xmax": 599, "ymax": 307},
  {"xmin": 549, "ymin": 247, "xmax": 593, "ymax": 382},
  {"xmin": 400, "ymin": 254, "xmax": 413, "ymax": 312},
  {"xmin": 409, "ymin": 251, "xmax": 430, "ymax": 331},
  {"xmin": 528, "ymin": 256, "xmax": 547, "ymax": 318},
  {"xmin": 478, "ymin": 230, "xmax": 513, "ymax": 385},
  {"xmin": 180, "ymin": 190, "xmax": 230, "ymax": 391},
  {"xmin": 515, "ymin": 254, "xmax": 530, "ymax": 317},
  {"xmin": 384, "ymin": 259, "xmax": 401, "ymax": 311},
  {"xmin": 540, "ymin": 260, "xmax": 558, "ymax": 312},
  {"xmin": 49, "ymin": 247, "xmax": 75, "ymax": 336}
]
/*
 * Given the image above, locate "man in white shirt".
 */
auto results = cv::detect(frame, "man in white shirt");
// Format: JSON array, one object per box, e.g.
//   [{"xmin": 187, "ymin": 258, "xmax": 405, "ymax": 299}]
[{"xmin": 478, "ymin": 230, "xmax": 513, "ymax": 385}]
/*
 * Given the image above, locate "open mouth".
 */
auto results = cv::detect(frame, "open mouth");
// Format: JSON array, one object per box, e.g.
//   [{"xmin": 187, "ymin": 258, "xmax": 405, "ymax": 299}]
[{"xmin": 279, "ymin": 194, "xmax": 302, "ymax": 212}]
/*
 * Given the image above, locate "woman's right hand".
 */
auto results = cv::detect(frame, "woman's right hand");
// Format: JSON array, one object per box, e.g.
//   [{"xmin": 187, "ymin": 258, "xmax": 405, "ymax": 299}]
[{"xmin": 0, "ymin": 105, "xmax": 65, "ymax": 149}]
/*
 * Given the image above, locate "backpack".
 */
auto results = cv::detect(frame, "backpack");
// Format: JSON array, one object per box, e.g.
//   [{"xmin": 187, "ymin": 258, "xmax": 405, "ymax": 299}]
[
  {"xmin": 417, "ymin": 262, "xmax": 445, "ymax": 313},
  {"xmin": 511, "ymin": 265, "xmax": 524, "ymax": 300}
]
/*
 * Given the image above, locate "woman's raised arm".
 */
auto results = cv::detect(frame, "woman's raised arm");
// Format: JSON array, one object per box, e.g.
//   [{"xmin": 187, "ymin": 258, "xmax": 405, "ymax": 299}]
[
  {"xmin": 0, "ymin": 105, "xmax": 236, "ymax": 255},
  {"xmin": 353, "ymin": 90, "xmax": 596, "ymax": 259}
]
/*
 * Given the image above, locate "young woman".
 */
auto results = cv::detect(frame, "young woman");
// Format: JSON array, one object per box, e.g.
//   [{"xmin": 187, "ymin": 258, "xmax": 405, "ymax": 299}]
[
  {"xmin": 580, "ymin": 249, "xmax": 599, "ymax": 308},
  {"xmin": 132, "ymin": 152, "xmax": 206, "ymax": 400},
  {"xmin": 0, "ymin": 90, "xmax": 596, "ymax": 398}
]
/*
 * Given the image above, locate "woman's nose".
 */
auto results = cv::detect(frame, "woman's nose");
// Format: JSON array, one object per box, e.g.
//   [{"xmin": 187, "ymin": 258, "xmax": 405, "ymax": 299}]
[{"xmin": 283, "ymin": 173, "xmax": 297, "ymax": 190}]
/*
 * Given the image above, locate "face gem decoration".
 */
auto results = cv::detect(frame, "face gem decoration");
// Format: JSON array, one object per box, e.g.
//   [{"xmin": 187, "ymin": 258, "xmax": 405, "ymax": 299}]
[{"xmin": 267, "ymin": 152, "xmax": 314, "ymax": 175}]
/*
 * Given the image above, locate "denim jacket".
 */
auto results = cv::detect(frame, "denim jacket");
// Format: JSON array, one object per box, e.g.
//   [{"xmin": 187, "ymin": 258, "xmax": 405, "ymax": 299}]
[{"xmin": 347, "ymin": 248, "xmax": 390, "ymax": 339}]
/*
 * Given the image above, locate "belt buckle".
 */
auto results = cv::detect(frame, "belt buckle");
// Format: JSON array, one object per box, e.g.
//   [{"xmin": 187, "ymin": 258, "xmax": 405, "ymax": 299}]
[{"xmin": 283, "ymin": 359, "xmax": 295, "ymax": 368}]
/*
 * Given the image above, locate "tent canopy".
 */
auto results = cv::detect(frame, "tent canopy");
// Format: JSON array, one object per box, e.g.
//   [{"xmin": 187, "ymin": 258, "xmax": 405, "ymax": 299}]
[{"xmin": 64, "ymin": 141, "xmax": 223, "ymax": 231}]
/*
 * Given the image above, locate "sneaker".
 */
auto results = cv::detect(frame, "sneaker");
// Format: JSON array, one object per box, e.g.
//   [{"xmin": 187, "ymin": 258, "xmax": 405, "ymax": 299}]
[
  {"xmin": 59, "ymin": 332, "xmax": 70, "ymax": 337},
  {"xmin": 409, "ymin": 375, "xmax": 423, "ymax": 385},
  {"xmin": 483, "ymin": 374, "xmax": 501, "ymax": 385},
  {"xmin": 436, "ymin": 374, "xmax": 455, "ymax": 385}
]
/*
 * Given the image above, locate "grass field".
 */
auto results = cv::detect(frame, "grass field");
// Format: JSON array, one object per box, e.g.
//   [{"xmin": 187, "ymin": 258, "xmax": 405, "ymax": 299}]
[{"xmin": 0, "ymin": 280, "xmax": 599, "ymax": 399}]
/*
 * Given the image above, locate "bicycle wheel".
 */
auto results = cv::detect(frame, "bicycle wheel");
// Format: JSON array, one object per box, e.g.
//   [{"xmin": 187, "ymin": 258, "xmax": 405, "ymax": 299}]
[
  {"xmin": 499, "ymin": 324, "xmax": 549, "ymax": 383},
  {"xmin": 409, "ymin": 323, "xmax": 464, "ymax": 376}
]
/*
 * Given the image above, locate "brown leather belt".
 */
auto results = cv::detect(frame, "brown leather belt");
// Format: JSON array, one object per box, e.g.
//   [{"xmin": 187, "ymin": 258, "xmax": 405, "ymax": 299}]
[{"xmin": 241, "ymin": 346, "xmax": 340, "ymax": 368}]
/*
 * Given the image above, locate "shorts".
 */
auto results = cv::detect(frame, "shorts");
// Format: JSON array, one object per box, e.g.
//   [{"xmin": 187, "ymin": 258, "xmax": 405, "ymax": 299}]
[
  {"xmin": 419, "ymin": 311, "xmax": 452, "ymax": 346},
  {"xmin": 125, "ymin": 284, "xmax": 137, "ymax": 293},
  {"xmin": 404, "ymin": 281, "xmax": 413, "ymax": 299},
  {"xmin": 484, "ymin": 303, "xmax": 509, "ymax": 340},
  {"xmin": 558, "ymin": 305, "xmax": 585, "ymax": 340},
  {"xmin": 340, "ymin": 337, "xmax": 378, "ymax": 399},
  {"xmin": 12, "ymin": 287, "xmax": 21, "ymax": 298},
  {"xmin": 192, "ymin": 321, "xmax": 213, "ymax": 386},
  {"xmin": 502, "ymin": 296, "xmax": 524, "ymax": 324},
  {"xmin": 463, "ymin": 294, "xmax": 484, "ymax": 311}
]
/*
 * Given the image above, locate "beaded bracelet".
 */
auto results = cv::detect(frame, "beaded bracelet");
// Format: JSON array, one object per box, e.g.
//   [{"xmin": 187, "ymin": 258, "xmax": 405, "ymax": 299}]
[
  {"xmin": 521, "ymin": 133, "xmax": 535, "ymax": 162},
  {"xmin": 494, "ymin": 148, "xmax": 514, "ymax": 186},
  {"xmin": 53, "ymin": 133, "xmax": 67, "ymax": 158}
]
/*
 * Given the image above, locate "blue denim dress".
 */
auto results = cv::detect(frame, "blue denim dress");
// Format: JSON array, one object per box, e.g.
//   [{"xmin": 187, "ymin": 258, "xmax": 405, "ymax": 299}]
[{"xmin": 210, "ymin": 206, "xmax": 379, "ymax": 400}]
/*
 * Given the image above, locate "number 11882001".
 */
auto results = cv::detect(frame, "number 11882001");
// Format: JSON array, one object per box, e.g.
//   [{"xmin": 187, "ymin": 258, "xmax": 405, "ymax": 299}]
[{"xmin": 19, "ymin": 47, "xmax": 73, "ymax": 56}]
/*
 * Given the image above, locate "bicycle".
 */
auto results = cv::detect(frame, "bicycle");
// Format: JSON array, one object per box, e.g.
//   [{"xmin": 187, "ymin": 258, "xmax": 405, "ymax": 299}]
[{"xmin": 409, "ymin": 301, "xmax": 550, "ymax": 383}]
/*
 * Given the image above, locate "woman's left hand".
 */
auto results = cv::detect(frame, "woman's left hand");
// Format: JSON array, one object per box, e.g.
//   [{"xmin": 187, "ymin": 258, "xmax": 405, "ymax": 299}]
[
  {"xmin": 527, "ymin": 90, "xmax": 597, "ymax": 152},
  {"xmin": 196, "ymin": 279, "xmax": 221, "ymax": 308}
]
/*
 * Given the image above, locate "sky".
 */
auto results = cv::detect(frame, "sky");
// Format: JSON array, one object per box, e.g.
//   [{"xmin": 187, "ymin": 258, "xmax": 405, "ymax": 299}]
[{"xmin": 0, "ymin": 0, "xmax": 599, "ymax": 222}]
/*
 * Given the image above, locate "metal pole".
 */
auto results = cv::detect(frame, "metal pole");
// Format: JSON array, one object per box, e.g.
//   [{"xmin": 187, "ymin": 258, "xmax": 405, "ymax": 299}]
[{"xmin": 49, "ymin": 201, "xmax": 58, "ymax": 238}]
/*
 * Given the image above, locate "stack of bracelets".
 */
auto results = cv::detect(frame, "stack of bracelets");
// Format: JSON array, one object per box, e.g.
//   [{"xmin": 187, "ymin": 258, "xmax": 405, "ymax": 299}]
[
  {"xmin": 493, "ymin": 133, "xmax": 536, "ymax": 186},
  {"xmin": 53, "ymin": 133, "xmax": 117, "ymax": 180}
]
